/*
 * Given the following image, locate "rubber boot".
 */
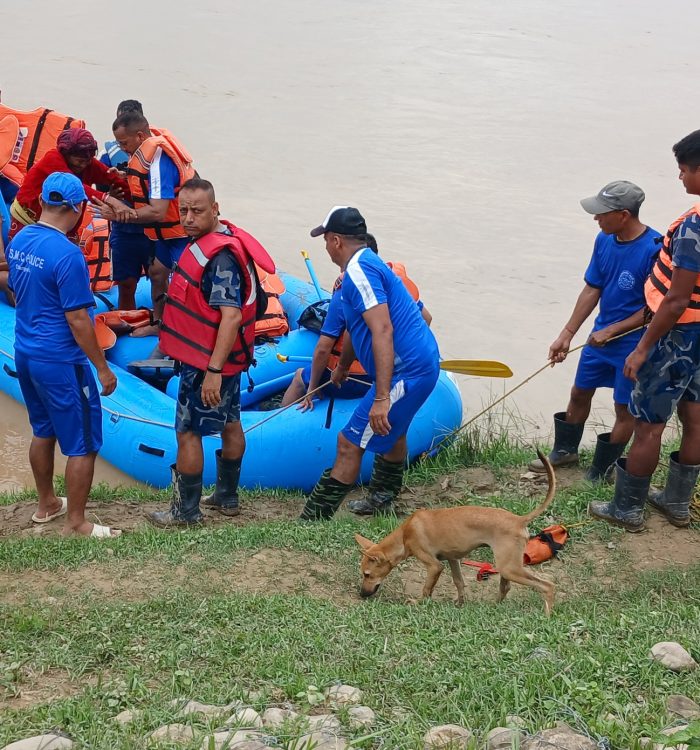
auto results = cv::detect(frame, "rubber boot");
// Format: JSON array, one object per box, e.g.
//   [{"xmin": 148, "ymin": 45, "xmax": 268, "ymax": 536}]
[
  {"xmin": 148, "ymin": 464, "xmax": 204, "ymax": 527},
  {"xmin": 202, "ymin": 450, "xmax": 241, "ymax": 516},
  {"xmin": 529, "ymin": 412, "xmax": 585, "ymax": 472},
  {"xmin": 647, "ymin": 451, "xmax": 699, "ymax": 528},
  {"xmin": 585, "ymin": 432, "xmax": 627, "ymax": 483},
  {"xmin": 348, "ymin": 455, "xmax": 404, "ymax": 516},
  {"xmin": 588, "ymin": 458, "xmax": 648, "ymax": 532},
  {"xmin": 299, "ymin": 469, "xmax": 353, "ymax": 521}
]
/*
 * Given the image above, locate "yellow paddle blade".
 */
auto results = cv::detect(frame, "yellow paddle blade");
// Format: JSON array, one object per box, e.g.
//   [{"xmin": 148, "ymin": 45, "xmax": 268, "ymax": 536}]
[{"xmin": 440, "ymin": 360, "xmax": 513, "ymax": 378}]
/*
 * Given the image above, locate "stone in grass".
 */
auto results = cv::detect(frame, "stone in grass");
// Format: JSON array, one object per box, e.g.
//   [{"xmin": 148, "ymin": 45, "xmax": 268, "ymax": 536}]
[
  {"xmin": 522, "ymin": 725, "xmax": 597, "ymax": 750},
  {"xmin": 199, "ymin": 730, "xmax": 267, "ymax": 750},
  {"xmin": 306, "ymin": 714, "xmax": 342, "ymax": 732},
  {"xmin": 324, "ymin": 684, "xmax": 362, "ymax": 707},
  {"xmin": 653, "ymin": 724, "xmax": 690, "ymax": 750},
  {"xmin": 423, "ymin": 724, "xmax": 472, "ymax": 749},
  {"xmin": 667, "ymin": 695, "xmax": 700, "ymax": 720},
  {"xmin": 147, "ymin": 724, "xmax": 195, "ymax": 744},
  {"xmin": 113, "ymin": 708, "xmax": 141, "ymax": 725},
  {"xmin": 291, "ymin": 732, "xmax": 348, "ymax": 750},
  {"xmin": 650, "ymin": 642, "xmax": 698, "ymax": 672},
  {"xmin": 262, "ymin": 706, "xmax": 300, "ymax": 729},
  {"xmin": 487, "ymin": 727, "xmax": 526, "ymax": 750},
  {"xmin": 223, "ymin": 707, "xmax": 264, "ymax": 728},
  {"xmin": 506, "ymin": 715, "xmax": 527, "ymax": 729},
  {"xmin": 347, "ymin": 706, "xmax": 376, "ymax": 729},
  {"xmin": 2, "ymin": 735, "xmax": 73, "ymax": 750}
]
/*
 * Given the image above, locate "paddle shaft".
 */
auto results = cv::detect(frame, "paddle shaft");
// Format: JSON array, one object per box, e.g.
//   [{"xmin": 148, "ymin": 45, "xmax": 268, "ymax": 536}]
[{"xmin": 301, "ymin": 250, "xmax": 326, "ymax": 301}]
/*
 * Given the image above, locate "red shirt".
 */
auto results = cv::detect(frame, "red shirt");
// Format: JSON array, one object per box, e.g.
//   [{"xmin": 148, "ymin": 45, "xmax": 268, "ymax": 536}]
[{"xmin": 15, "ymin": 149, "xmax": 131, "ymax": 226}]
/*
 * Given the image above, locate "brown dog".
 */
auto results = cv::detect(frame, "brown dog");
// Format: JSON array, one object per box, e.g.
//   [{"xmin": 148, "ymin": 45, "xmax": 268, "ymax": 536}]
[{"xmin": 355, "ymin": 450, "xmax": 557, "ymax": 614}]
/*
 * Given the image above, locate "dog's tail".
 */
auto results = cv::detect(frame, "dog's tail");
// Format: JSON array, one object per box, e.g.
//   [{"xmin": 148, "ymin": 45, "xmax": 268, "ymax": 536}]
[{"xmin": 520, "ymin": 449, "xmax": 556, "ymax": 524}]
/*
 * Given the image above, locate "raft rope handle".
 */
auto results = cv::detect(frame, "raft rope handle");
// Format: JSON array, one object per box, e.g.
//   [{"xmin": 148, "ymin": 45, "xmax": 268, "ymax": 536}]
[{"xmin": 431, "ymin": 326, "xmax": 645, "ymax": 452}]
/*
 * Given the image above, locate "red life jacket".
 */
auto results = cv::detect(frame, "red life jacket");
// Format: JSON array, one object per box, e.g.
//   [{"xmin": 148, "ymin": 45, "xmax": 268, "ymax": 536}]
[
  {"xmin": 645, "ymin": 203, "xmax": 700, "ymax": 324},
  {"xmin": 159, "ymin": 220, "xmax": 276, "ymax": 375}
]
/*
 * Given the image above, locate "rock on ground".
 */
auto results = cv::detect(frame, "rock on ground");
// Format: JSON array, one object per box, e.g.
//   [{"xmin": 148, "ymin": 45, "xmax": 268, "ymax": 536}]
[
  {"xmin": 147, "ymin": 724, "xmax": 195, "ymax": 744},
  {"xmin": 262, "ymin": 706, "xmax": 300, "ymax": 728},
  {"xmin": 650, "ymin": 642, "xmax": 698, "ymax": 672},
  {"xmin": 522, "ymin": 726, "xmax": 597, "ymax": 750},
  {"xmin": 306, "ymin": 714, "xmax": 341, "ymax": 732},
  {"xmin": 506, "ymin": 715, "xmax": 527, "ymax": 729},
  {"xmin": 199, "ymin": 730, "xmax": 267, "ymax": 750},
  {"xmin": 667, "ymin": 695, "xmax": 700, "ymax": 720},
  {"xmin": 324, "ymin": 684, "xmax": 362, "ymax": 707},
  {"xmin": 423, "ymin": 724, "xmax": 472, "ymax": 749},
  {"xmin": 174, "ymin": 699, "xmax": 241, "ymax": 718},
  {"xmin": 223, "ymin": 707, "xmax": 264, "ymax": 728},
  {"xmin": 487, "ymin": 727, "xmax": 526, "ymax": 749},
  {"xmin": 654, "ymin": 724, "xmax": 690, "ymax": 750},
  {"xmin": 113, "ymin": 709, "xmax": 140, "ymax": 725},
  {"xmin": 347, "ymin": 706, "xmax": 376, "ymax": 729},
  {"xmin": 2, "ymin": 736, "xmax": 73, "ymax": 750},
  {"xmin": 293, "ymin": 732, "xmax": 347, "ymax": 750}
]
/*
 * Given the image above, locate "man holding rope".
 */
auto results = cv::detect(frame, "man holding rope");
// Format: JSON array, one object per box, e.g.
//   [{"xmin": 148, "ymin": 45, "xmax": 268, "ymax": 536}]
[
  {"xmin": 530, "ymin": 181, "xmax": 660, "ymax": 481},
  {"xmin": 300, "ymin": 206, "xmax": 440, "ymax": 520},
  {"xmin": 591, "ymin": 132, "xmax": 700, "ymax": 531},
  {"xmin": 148, "ymin": 178, "xmax": 275, "ymax": 527}
]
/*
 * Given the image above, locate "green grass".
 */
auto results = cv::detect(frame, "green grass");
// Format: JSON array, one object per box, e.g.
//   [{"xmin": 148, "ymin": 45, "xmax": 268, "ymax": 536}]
[{"xmin": 1, "ymin": 429, "xmax": 698, "ymax": 749}]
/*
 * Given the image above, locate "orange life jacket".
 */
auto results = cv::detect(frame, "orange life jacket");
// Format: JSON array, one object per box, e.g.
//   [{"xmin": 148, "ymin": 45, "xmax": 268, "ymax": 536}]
[
  {"xmin": 126, "ymin": 129, "xmax": 195, "ymax": 242},
  {"xmin": 645, "ymin": 203, "xmax": 700, "ymax": 324},
  {"xmin": 254, "ymin": 264, "xmax": 289, "ymax": 338},
  {"xmin": 0, "ymin": 105, "xmax": 85, "ymax": 186},
  {"xmin": 327, "ymin": 261, "xmax": 422, "ymax": 375},
  {"xmin": 78, "ymin": 208, "xmax": 112, "ymax": 292},
  {"xmin": 160, "ymin": 221, "xmax": 276, "ymax": 375}
]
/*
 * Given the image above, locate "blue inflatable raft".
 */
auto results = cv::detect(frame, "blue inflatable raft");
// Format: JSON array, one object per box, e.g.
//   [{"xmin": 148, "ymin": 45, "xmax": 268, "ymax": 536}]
[{"xmin": 0, "ymin": 273, "xmax": 463, "ymax": 491}]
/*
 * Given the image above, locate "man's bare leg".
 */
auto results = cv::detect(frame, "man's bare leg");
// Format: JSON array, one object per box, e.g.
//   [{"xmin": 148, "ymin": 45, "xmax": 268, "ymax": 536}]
[{"xmin": 29, "ymin": 436, "xmax": 63, "ymax": 520}]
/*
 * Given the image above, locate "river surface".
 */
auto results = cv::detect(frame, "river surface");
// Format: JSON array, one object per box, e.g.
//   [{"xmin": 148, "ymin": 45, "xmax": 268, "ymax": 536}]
[{"xmin": 0, "ymin": 0, "xmax": 695, "ymax": 489}]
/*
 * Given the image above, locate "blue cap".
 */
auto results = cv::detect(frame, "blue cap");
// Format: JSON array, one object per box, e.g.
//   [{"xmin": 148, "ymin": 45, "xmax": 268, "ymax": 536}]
[{"xmin": 41, "ymin": 172, "xmax": 88, "ymax": 212}]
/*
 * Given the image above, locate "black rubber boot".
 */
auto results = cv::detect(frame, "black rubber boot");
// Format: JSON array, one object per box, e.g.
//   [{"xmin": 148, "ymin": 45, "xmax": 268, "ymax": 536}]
[
  {"xmin": 348, "ymin": 455, "xmax": 404, "ymax": 516},
  {"xmin": 202, "ymin": 450, "xmax": 241, "ymax": 516},
  {"xmin": 148, "ymin": 464, "xmax": 204, "ymax": 527},
  {"xmin": 585, "ymin": 432, "xmax": 627, "ymax": 483},
  {"xmin": 529, "ymin": 412, "xmax": 585, "ymax": 472},
  {"xmin": 299, "ymin": 469, "xmax": 353, "ymax": 521},
  {"xmin": 588, "ymin": 458, "xmax": 648, "ymax": 532},
  {"xmin": 648, "ymin": 451, "xmax": 698, "ymax": 528}
]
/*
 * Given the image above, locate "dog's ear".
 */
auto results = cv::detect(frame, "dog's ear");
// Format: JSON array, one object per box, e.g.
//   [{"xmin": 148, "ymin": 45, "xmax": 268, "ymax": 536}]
[{"xmin": 354, "ymin": 533, "xmax": 374, "ymax": 550}]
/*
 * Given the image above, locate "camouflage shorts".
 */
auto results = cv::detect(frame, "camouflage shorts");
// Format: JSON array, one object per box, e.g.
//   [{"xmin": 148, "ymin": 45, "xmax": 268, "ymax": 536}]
[
  {"xmin": 175, "ymin": 364, "xmax": 241, "ymax": 436},
  {"xmin": 629, "ymin": 327, "xmax": 700, "ymax": 424}
]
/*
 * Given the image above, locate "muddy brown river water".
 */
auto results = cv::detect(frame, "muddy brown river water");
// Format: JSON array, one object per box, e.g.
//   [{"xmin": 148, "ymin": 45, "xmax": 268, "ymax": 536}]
[{"xmin": 0, "ymin": 0, "xmax": 695, "ymax": 489}]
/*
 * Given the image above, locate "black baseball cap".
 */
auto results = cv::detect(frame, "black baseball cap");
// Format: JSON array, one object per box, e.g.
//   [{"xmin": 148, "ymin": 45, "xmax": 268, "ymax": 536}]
[{"xmin": 310, "ymin": 206, "xmax": 367, "ymax": 237}]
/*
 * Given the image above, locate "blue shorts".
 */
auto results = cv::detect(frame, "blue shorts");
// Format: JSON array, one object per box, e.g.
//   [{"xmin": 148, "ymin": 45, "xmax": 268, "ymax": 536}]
[
  {"xmin": 301, "ymin": 365, "xmax": 372, "ymax": 400},
  {"xmin": 574, "ymin": 344, "xmax": 634, "ymax": 406},
  {"xmin": 630, "ymin": 326, "xmax": 700, "ymax": 424},
  {"xmin": 341, "ymin": 366, "xmax": 439, "ymax": 454},
  {"xmin": 110, "ymin": 228, "xmax": 155, "ymax": 282},
  {"xmin": 15, "ymin": 353, "xmax": 103, "ymax": 456},
  {"xmin": 155, "ymin": 237, "xmax": 189, "ymax": 270},
  {"xmin": 175, "ymin": 364, "xmax": 241, "ymax": 436}
]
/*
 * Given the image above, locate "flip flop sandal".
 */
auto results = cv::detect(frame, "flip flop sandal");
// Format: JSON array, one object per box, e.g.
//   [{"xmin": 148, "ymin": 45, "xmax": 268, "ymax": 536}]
[
  {"xmin": 31, "ymin": 497, "xmax": 68, "ymax": 524},
  {"xmin": 91, "ymin": 524, "xmax": 122, "ymax": 538}
]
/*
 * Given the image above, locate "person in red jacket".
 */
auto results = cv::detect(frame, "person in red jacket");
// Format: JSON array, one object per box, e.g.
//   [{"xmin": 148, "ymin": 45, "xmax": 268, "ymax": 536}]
[{"xmin": 8, "ymin": 128, "xmax": 132, "ymax": 243}]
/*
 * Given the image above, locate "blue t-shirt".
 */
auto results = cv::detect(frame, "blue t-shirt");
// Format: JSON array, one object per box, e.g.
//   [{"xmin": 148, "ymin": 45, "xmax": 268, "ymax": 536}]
[
  {"xmin": 148, "ymin": 150, "xmax": 180, "ymax": 200},
  {"xmin": 7, "ymin": 224, "xmax": 95, "ymax": 363},
  {"xmin": 670, "ymin": 213, "xmax": 700, "ymax": 273},
  {"xmin": 340, "ymin": 248, "xmax": 439, "ymax": 378},
  {"xmin": 320, "ymin": 289, "xmax": 346, "ymax": 338},
  {"xmin": 201, "ymin": 249, "xmax": 243, "ymax": 309},
  {"xmin": 583, "ymin": 226, "xmax": 661, "ymax": 348}
]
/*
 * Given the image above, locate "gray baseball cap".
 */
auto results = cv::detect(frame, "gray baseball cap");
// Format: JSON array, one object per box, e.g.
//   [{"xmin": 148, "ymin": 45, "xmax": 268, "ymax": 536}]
[{"xmin": 580, "ymin": 180, "xmax": 645, "ymax": 215}]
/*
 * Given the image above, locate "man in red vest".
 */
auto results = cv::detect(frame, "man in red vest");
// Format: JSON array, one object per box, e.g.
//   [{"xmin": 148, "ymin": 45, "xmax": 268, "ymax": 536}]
[
  {"xmin": 147, "ymin": 178, "xmax": 275, "ymax": 527},
  {"xmin": 590, "ymin": 130, "xmax": 700, "ymax": 531}
]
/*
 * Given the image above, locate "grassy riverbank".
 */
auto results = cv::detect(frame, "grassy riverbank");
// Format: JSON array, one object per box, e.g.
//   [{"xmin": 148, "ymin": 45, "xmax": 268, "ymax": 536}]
[{"xmin": 1, "ymin": 430, "xmax": 698, "ymax": 749}]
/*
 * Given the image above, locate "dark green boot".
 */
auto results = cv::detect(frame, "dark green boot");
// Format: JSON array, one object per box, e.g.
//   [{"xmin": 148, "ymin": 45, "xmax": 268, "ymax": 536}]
[
  {"xmin": 348, "ymin": 455, "xmax": 404, "ymax": 515},
  {"xmin": 588, "ymin": 458, "xmax": 648, "ymax": 532},
  {"xmin": 648, "ymin": 451, "xmax": 698, "ymax": 528},
  {"xmin": 529, "ymin": 412, "xmax": 585, "ymax": 472},
  {"xmin": 202, "ymin": 450, "xmax": 241, "ymax": 516},
  {"xmin": 148, "ymin": 465, "xmax": 204, "ymax": 527},
  {"xmin": 299, "ymin": 469, "xmax": 352, "ymax": 521},
  {"xmin": 585, "ymin": 432, "xmax": 627, "ymax": 483}
]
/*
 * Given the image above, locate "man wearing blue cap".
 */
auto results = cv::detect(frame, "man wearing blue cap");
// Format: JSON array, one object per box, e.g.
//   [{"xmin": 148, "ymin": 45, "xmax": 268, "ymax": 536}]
[{"xmin": 6, "ymin": 172, "xmax": 120, "ymax": 537}]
